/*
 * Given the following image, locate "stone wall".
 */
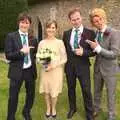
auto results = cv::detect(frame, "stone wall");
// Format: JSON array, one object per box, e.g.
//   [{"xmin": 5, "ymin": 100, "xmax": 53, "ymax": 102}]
[{"xmin": 29, "ymin": 0, "xmax": 120, "ymax": 39}]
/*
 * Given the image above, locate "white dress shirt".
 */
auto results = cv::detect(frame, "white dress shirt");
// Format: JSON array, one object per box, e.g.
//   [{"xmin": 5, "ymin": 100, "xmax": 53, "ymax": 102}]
[
  {"xmin": 19, "ymin": 29, "xmax": 32, "ymax": 69},
  {"xmin": 70, "ymin": 24, "xmax": 84, "ymax": 51}
]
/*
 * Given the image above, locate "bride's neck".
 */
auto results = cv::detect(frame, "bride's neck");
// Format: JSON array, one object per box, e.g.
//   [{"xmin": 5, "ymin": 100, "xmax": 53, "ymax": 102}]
[{"xmin": 46, "ymin": 36, "xmax": 56, "ymax": 40}]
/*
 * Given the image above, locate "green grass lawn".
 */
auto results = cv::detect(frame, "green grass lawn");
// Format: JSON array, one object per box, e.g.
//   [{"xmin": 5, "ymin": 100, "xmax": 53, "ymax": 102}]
[{"xmin": 0, "ymin": 60, "xmax": 120, "ymax": 120}]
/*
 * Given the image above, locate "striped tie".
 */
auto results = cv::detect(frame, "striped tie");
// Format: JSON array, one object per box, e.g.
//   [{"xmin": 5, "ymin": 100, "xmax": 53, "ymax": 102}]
[
  {"xmin": 22, "ymin": 34, "xmax": 29, "ymax": 64},
  {"xmin": 97, "ymin": 31, "xmax": 103, "ymax": 42},
  {"xmin": 74, "ymin": 29, "xmax": 79, "ymax": 49}
]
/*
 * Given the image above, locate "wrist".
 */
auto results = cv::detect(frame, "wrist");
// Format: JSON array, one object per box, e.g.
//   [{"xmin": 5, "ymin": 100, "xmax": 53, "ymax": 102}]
[
  {"xmin": 94, "ymin": 45, "xmax": 102, "ymax": 53},
  {"xmin": 20, "ymin": 51, "xmax": 24, "ymax": 56}
]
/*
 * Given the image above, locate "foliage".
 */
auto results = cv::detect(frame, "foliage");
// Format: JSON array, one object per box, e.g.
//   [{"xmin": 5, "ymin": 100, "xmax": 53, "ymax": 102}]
[
  {"xmin": 0, "ymin": 0, "xmax": 28, "ymax": 50},
  {"xmin": 27, "ymin": 0, "xmax": 40, "ymax": 5}
]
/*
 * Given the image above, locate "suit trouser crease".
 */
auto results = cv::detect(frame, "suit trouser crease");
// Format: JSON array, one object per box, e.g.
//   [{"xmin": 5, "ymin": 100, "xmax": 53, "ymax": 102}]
[
  {"xmin": 94, "ymin": 70, "xmax": 117, "ymax": 117},
  {"xmin": 94, "ymin": 71, "xmax": 104, "ymax": 112},
  {"xmin": 66, "ymin": 66, "xmax": 77, "ymax": 110},
  {"xmin": 78, "ymin": 72, "xmax": 93, "ymax": 120}
]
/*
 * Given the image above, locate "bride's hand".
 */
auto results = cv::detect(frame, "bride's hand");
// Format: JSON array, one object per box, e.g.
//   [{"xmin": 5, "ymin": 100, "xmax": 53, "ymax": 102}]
[{"xmin": 46, "ymin": 64, "xmax": 53, "ymax": 71}]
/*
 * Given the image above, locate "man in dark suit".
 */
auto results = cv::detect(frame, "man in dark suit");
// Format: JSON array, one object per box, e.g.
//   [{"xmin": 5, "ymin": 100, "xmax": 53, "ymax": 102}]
[
  {"xmin": 63, "ymin": 8, "xmax": 95, "ymax": 120},
  {"xmin": 5, "ymin": 13, "xmax": 38, "ymax": 120}
]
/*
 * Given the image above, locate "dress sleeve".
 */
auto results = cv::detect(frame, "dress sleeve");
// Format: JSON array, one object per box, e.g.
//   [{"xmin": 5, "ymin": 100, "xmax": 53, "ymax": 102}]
[{"xmin": 51, "ymin": 40, "xmax": 67, "ymax": 68}]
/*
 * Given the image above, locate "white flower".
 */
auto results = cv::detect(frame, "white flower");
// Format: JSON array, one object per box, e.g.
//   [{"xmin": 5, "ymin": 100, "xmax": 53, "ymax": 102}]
[{"xmin": 36, "ymin": 48, "xmax": 57, "ymax": 65}]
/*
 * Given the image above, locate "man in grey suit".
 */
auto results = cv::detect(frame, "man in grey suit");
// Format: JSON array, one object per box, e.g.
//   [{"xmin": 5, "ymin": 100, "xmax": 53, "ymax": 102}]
[{"xmin": 87, "ymin": 8, "xmax": 120, "ymax": 120}]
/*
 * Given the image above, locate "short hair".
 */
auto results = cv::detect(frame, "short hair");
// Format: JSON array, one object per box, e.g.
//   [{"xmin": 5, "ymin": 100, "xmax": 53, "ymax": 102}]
[
  {"xmin": 45, "ymin": 20, "xmax": 57, "ymax": 29},
  {"xmin": 68, "ymin": 8, "xmax": 81, "ymax": 19},
  {"xmin": 17, "ymin": 12, "xmax": 32, "ymax": 25},
  {"xmin": 89, "ymin": 8, "xmax": 107, "ymax": 24}
]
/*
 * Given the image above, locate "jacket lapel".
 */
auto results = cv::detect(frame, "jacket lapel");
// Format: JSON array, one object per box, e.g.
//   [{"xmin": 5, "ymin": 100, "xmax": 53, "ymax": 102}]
[
  {"xmin": 103, "ymin": 27, "xmax": 112, "ymax": 40},
  {"xmin": 79, "ymin": 28, "xmax": 86, "ymax": 46},
  {"xmin": 67, "ymin": 29, "xmax": 72, "ymax": 48},
  {"xmin": 99, "ymin": 27, "xmax": 112, "ymax": 47},
  {"xmin": 15, "ymin": 31, "xmax": 23, "ymax": 49},
  {"xmin": 68, "ymin": 29, "xmax": 72, "ymax": 43}
]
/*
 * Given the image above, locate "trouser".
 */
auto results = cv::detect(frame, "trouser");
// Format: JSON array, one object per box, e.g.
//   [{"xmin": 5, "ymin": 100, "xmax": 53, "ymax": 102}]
[
  {"xmin": 7, "ymin": 67, "xmax": 35, "ymax": 120},
  {"xmin": 66, "ymin": 63, "xmax": 94, "ymax": 120},
  {"xmin": 94, "ymin": 70, "xmax": 117, "ymax": 118}
]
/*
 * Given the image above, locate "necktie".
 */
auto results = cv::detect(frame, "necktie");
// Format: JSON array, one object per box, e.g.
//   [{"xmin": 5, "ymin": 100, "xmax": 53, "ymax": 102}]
[
  {"xmin": 74, "ymin": 29, "xmax": 79, "ymax": 49},
  {"xmin": 22, "ymin": 34, "xmax": 29, "ymax": 64},
  {"xmin": 97, "ymin": 31, "xmax": 103, "ymax": 42}
]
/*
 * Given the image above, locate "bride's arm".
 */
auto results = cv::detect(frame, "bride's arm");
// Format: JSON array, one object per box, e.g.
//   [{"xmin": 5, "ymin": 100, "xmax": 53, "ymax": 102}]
[{"xmin": 51, "ymin": 40, "xmax": 67, "ymax": 69}]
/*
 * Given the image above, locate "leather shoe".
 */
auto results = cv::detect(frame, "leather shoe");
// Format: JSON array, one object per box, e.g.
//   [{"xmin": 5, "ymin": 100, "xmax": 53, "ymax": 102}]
[
  {"xmin": 23, "ymin": 112, "xmax": 32, "ymax": 120},
  {"xmin": 52, "ymin": 114, "xmax": 57, "ymax": 119},
  {"xmin": 45, "ymin": 113, "xmax": 51, "ymax": 118},
  {"xmin": 67, "ymin": 109, "xmax": 76, "ymax": 119}
]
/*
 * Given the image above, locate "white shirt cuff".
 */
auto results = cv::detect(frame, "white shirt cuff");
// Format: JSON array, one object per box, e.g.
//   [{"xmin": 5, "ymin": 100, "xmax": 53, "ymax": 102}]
[{"xmin": 94, "ymin": 45, "xmax": 102, "ymax": 53}]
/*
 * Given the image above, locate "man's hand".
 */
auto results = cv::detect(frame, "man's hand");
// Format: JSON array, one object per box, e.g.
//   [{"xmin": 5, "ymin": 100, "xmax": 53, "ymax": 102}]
[
  {"xmin": 86, "ymin": 40, "xmax": 99, "ymax": 49},
  {"xmin": 86, "ymin": 40, "xmax": 102, "ymax": 53},
  {"xmin": 74, "ymin": 46, "xmax": 83, "ymax": 56},
  {"xmin": 46, "ymin": 64, "xmax": 53, "ymax": 71},
  {"xmin": 20, "ymin": 45, "xmax": 34, "ymax": 55}
]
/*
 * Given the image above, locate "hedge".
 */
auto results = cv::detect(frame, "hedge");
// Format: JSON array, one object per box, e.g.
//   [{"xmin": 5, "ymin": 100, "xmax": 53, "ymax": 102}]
[
  {"xmin": 27, "ymin": 0, "xmax": 40, "ymax": 5},
  {"xmin": 0, "ymin": 0, "xmax": 28, "ymax": 51}
]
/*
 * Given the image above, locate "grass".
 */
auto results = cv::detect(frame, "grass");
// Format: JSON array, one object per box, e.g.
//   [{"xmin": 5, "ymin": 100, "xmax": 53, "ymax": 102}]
[{"xmin": 0, "ymin": 60, "xmax": 120, "ymax": 120}]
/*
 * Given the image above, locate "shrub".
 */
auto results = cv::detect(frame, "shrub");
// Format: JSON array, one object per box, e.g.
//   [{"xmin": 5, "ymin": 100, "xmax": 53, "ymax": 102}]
[
  {"xmin": 27, "ymin": 0, "xmax": 40, "ymax": 5},
  {"xmin": 0, "ymin": 0, "xmax": 28, "ymax": 50}
]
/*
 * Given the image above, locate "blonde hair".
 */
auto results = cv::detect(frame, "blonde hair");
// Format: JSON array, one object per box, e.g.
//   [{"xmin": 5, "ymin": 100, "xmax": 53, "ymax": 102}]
[{"xmin": 89, "ymin": 8, "xmax": 107, "ymax": 24}]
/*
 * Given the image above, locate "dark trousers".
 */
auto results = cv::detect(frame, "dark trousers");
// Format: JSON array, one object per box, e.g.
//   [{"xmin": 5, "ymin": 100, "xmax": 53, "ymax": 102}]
[
  {"xmin": 65, "ymin": 63, "xmax": 94, "ymax": 120},
  {"xmin": 7, "ymin": 67, "xmax": 35, "ymax": 120}
]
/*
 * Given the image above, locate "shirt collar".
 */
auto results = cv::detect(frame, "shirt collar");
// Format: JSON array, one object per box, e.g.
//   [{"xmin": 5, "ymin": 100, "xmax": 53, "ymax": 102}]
[
  {"xmin": 99, "ymin": 25, "xmax": 107, "ymax": 33},
  {"xmin": 72, "ymin": 24, "xmax": 84, "ymax": 34},
  {"xmin": 19, "ymin": 29, "xmax": 28, "ymax": 36}
]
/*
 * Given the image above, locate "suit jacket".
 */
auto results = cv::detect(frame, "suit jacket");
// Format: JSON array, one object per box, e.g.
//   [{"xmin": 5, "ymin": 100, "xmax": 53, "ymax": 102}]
[
  {"xmin": 63, "ymin": 27, "xmax": 96, "ymax": 71},
  {"xmin": 5, "ymin": 31, "xmax": 38, "ymax": 80},
  {"xmin": 94, "ymin": 27, "xmax": 120, "ymax": 76}
]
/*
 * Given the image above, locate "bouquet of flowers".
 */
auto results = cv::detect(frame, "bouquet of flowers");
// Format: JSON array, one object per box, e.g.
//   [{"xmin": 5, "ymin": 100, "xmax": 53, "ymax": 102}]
[{"xmin": 36, "ymin": 48, "xmax": 56, "ymax": 70}]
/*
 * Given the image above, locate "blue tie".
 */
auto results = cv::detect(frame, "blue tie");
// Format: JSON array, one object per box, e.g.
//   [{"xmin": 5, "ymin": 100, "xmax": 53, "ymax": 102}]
[
  {"xmin": 22, "ymin": 34, "xmax": 29, "ymax": 64},
  {"xmin": 74, "ymin": 29, "xmax": 79, "ymax": 49}
]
